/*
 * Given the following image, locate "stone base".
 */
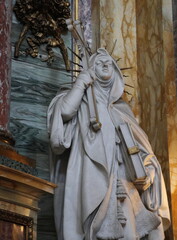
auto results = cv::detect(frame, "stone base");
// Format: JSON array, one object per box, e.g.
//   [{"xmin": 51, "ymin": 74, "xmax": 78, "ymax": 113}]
[{"xmin": 0, "ymin": 165, "xmax": 56, "ymax": 240}]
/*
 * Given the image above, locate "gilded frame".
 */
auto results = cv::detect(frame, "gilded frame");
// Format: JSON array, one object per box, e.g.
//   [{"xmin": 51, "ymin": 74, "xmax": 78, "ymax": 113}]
[{"xmin": 0, "ymin": 209, "xmax": 33, "ymax": 240}]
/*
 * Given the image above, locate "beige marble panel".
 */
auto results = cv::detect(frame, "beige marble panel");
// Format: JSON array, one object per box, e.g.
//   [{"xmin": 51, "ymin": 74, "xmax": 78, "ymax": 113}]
[
  {"xmin": 162, "ymin": 0, "xmax": 177, "ymax": 238},
  {"xmin": 162, "ymin": 0, "xmax": 177, "ymax": 191},
  {"xmin": 136, "ymin": 0, "xmax": 177, "ymax": 238},
  {"xmin": 136, "ymin": 0, "xmax": 166, "ymax": 157},
  {"xmin": 99, "ymin": 0, "xmax": 140, "ymax": 117}
]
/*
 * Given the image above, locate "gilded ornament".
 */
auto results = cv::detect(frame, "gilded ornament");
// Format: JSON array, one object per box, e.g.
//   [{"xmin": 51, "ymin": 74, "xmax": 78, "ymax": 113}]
[{"xmin": 13, "ymin": 0, "xmax": 71, "ymax": 70}]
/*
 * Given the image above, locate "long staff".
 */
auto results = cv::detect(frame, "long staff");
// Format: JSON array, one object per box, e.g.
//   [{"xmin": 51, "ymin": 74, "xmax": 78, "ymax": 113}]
[{"xmin": 66, "ymin": 19, "xmax": 101, "ymax": 132}]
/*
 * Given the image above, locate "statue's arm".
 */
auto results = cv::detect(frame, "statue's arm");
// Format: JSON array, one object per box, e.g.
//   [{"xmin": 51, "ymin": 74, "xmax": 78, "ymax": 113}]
[{"xmin": 61, "ymin": 71, "xmax": 93, "ymax": 122}]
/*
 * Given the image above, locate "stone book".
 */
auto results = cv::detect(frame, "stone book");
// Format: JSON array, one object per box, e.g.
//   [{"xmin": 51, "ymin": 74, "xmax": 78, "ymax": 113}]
[{"xmin": 117, "ymin": 123, "xmax": 147, "ymax": 182}]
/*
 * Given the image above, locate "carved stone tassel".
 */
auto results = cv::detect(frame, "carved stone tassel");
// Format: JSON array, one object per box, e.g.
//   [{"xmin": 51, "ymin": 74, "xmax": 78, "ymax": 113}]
[
  {"xmin": 116, "ymin": 179, "xmax": 127, "ymax": 201},
  {"xmin": 117, "ymin": 204, "xmax": 127, "ymax": 227}
]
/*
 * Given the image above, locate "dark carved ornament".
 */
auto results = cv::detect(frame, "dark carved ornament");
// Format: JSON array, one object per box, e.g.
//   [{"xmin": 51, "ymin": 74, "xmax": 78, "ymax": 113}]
[
  {"xmin": 0, "ymin": 155, "xmax": 38, "ymax": 176},
  {"xmin": 13, "ymin": 0, "xmax": 71, "ymax": 70},
  {"xmin": 0, "ymin": 209, "xmax": 33, "ymax": 240},
  {"xmin": 0, "ymin": 139, "xmax": 37, "ymax": 176}
]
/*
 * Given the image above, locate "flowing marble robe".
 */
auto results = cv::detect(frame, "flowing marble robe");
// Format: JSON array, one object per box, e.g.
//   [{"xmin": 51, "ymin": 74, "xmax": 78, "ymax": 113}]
[{"xmin": 47, "ymin": 49, "xmax": 170, "ymax": 240}]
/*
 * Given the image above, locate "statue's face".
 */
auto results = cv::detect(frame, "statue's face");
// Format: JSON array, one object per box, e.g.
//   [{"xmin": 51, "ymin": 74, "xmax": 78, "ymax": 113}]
[{"xmin": 95, "ymin": 56, "xmax": 113, "ymax": 80}]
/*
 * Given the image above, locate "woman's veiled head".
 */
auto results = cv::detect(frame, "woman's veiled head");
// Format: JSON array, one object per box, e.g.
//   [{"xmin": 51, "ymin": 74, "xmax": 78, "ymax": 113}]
[
  {"xmin": 89, "ymin": 48, "xmax": 125, "ymax": 102},
  {"xmin": 94, "ymin": 55, "xmax": 114, "ymax": 81}
]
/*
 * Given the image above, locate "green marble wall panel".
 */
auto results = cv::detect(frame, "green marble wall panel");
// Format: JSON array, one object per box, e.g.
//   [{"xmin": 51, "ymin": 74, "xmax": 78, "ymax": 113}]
[{"xmin": 11, "ymin": 2, "xmax": 72, "ymax": 180}]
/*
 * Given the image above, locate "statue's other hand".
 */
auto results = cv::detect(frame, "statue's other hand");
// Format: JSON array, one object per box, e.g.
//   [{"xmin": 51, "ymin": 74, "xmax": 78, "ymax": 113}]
[{"xmin": 76, "ymin": 70, "xmax": 93, "ymax": 89}]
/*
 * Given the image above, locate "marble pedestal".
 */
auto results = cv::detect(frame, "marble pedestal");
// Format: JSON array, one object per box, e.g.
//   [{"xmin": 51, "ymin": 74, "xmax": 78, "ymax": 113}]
[{"xmin": 0, "ymin": 165, "xmax": 56, "ymax": 240}]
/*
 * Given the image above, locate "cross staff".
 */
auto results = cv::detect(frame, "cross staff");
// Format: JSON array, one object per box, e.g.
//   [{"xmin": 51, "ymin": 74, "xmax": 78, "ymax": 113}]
[{"xmin": 66, "ymin": 19, "xmax": 102, "ymax": 132}]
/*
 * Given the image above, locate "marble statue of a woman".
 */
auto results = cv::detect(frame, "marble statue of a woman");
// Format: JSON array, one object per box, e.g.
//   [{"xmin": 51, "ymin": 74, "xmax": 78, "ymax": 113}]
[{"xmin": 47, "ymin": 48, "xmax": 170, "ymax": 240}]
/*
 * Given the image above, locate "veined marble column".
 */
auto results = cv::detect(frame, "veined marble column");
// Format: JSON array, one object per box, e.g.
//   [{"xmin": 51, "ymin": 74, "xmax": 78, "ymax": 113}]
[{"xmin": 0, "ymin": 0, "xmax": 12, "ymax": 138}]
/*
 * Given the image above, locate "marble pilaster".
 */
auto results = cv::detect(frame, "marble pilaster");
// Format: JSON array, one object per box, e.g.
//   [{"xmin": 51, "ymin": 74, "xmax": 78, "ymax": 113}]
[{"xmin": 0, "ymin": 0, "xmax": 12, "ymax": 132}]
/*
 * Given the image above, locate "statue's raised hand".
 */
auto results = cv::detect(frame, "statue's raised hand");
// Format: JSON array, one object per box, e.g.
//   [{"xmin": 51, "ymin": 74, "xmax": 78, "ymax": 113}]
[{"xmin": 75, "ymin": 70, "xmax": 94, "ymax": 90}]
